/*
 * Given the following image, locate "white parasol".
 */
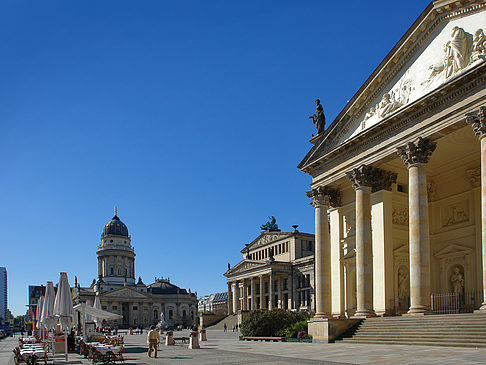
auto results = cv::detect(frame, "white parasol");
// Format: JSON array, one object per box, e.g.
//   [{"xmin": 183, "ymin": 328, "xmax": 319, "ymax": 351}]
[
  {"xmin": 53, "ymin": 272, "xmax": 73, "ymax": 362},
  {"xmin": 93, "ymin": 294, "xmax": 102, "ymax": 327},
  {"xmin": 41, "ymin": 281, "xmax": 57, "ymax": 331},
  {"xmin": 36, "ymin": 296, "xmax": 44, "ymax": 332}
]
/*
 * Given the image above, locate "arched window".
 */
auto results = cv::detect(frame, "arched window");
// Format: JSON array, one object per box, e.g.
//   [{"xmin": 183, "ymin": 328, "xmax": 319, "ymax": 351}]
[
  {"xmin": 154, "ymin": 309, "xmax": 158, "ymax": 320},
  {"xmin": 110, "ymin": 267, "xmax": 114, "ymax": 275},
  {"xmin": 182, "ymin": 310, "xmax": 186, "ymax": 319},
  {"xmin": 169, "ymin": 309, "xmax": 173, "ymax": 319}
]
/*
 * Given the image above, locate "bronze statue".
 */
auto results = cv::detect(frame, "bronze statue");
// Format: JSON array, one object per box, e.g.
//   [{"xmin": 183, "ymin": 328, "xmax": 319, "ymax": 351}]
[
  {"xmin": 309, "ymin": 99, "xmax": 325, "ymax": 134},
  {"xmin": 260, "ymin": 216, "xmax": 279, "ymax": 231},
  {"xmin": 227, "ymin": 262, "xmax": 231, "ymax": 270}
]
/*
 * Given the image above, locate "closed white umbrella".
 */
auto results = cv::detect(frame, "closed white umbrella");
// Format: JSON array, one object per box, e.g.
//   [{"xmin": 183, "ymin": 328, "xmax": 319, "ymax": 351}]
[
  {"xmin": 41, "ymin": 281, "xmax": 56, "ymax": 331},
  {"xmin": 36, "ymin": 296, "xmax": 44, "ymax": 335},
  {"xmin": 53, "ymin": 272, "xmax": 73, "ymax": 331},
  {"xmin": 53, "ymin": 272, "xmax": 73, "ymax": 362},
  {"xmin": 93, "ymin": 295, "xmax": 102, "ymax": 327}
]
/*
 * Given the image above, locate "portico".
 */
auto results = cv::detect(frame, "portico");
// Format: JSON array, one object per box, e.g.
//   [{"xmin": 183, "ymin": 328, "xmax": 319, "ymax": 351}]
[{"xmin": 298, "ymin": 1, "xmax": 486, "ymax": 340}]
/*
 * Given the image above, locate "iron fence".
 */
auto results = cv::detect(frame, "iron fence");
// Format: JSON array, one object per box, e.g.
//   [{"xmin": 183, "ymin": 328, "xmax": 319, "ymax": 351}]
[{"xmin": 430, "ymin": 290, "xmax": 482, "ymax": 314}]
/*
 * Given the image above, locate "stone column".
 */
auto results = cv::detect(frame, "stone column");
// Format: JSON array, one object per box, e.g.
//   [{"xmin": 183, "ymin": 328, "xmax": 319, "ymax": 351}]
[
  {"xmin": 259, "ymin": 275, "xmax": 264, "ymax": 309},
  {"xmin": 307, "ymin": 187, "xmax": 339, "ymax": 318},
  {"xmin": 227, "ymin": 282, "xmax": 232, "ymax": 315},
  {"xmin": 398, "ymin": 137, "xmax": 437, "ymax": 314},
  {"xmin": 232, "ymin": 282, "xmax": 239, "ymax": 314},
  {"xmin": 242, "ymin": 279, "xmax": 248, "ymax": 311},
  {"xmin": 289, "ymin": 272, "xmax": 294, "ymax": 309},
  {"xmin": 277, "ymin": 277, "xmax": 282, "ymax": 308},
  {"xmin": 347, "ymin": 165, "xmax": 395, "ymax": 317},
  {"xmin": 467, "ymin": 107, "xmax": 486, "ymax": 310},
  {"xmin": 250, "ymin": 277, "xmax": 256, "ymax": 310},
  {"xmin": 269, "ymin": 272, "xmax": 274, "ymax": 309}
]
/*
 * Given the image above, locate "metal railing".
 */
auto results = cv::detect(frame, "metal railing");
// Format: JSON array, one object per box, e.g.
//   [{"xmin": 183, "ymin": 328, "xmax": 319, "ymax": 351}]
[{"xmin": 431, "ymin": 290, "xmax": 482, "ymax": 314}]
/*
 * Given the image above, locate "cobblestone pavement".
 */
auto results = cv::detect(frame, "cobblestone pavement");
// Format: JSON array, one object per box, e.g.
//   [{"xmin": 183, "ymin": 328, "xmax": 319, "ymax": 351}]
[{"xmin": 3, "ymin": 330, "xmax": 486, "ymax": 364}]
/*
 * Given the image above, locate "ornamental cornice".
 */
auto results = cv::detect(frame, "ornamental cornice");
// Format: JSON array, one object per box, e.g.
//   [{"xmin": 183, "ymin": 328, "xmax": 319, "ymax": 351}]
[
  {"xmin": 397, "ymin": 137, "xmax": 437, "ymax": 166},
  {"xmin": 302, "ymin": 63, "xmax": 486, "ymax": 180},
  {"xmin": 465, "ymin": 106, "xmax": 486, "ymax": 139},
  {"xmin": 346, "ymin": 165, "xmax": 397, "ymax": 192},
  {"xmin": 307, "ymin": 186, "xmax": 341, "ymax": 208}
]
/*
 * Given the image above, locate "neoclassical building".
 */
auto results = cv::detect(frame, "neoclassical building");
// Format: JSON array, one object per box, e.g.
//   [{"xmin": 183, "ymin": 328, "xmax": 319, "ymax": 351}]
[
  {"xmin": 72, "ymin": 210, "xmax": 198, "ymax": 328},
  {"xmin": 298, "ymin": 0, "xmax": 486, "ymax": 324},
  {"xmin": 225, "ymin": 227, "xmax": 315, "ymax": 313}
]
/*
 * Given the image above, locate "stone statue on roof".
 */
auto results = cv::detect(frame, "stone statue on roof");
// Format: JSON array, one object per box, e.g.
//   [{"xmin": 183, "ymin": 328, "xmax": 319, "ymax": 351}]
[{"xmin": 309, "ymin": 99, "xmax": 326, "ymax": 134}]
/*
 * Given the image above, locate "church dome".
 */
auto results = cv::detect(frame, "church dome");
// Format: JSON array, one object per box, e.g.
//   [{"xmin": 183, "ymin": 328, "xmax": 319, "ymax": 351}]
[{"xmin": 102, "ymin": 210, "xmax": 129, "ymax": 237}]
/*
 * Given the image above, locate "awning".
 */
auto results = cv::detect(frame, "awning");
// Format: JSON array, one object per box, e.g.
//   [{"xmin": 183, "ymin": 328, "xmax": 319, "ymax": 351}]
[{"xmin": 73, "ymin": 303, "xmax": 123, "ymax": 320}]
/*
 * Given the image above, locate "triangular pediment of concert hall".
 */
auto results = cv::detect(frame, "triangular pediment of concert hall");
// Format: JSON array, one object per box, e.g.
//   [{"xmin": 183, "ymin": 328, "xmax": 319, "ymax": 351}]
[
  {"xmin": 241, "ymin": 232, "xmax": 292, "ymax": 253},
  {"xmin": 101, "ymin": 286, "xmax": 151, "ymax": 299},
  {"xmin": 299, "ymin": 0, "xmax": 486, "ymax": 172},
  {"xmin": 225, "ymin": 260, "xmax": 267, "ymax": 276}
]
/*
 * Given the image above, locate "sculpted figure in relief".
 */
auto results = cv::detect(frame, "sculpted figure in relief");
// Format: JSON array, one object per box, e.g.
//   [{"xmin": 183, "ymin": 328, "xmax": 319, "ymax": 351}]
[
  {"xmin": 472, "ymin": 28, "xmax": 486, "ymax": 61},
  {"xmin": 398, "ymin": 267, "xmax": 409, "ymax": 298},
  {"xmin": 445, "ymin": 26, "xmax": 470, "ymax": 78},
  {"xmin": 450, "ymin": 267, "xmax": 464, "ymax": 294},
  {"xmin": 309, "ymin": 99, "xmax": 326, "ymax": 134},
  {"xmin": 378, "ymin": 92, "xmax": 403, "ymax": 118}
]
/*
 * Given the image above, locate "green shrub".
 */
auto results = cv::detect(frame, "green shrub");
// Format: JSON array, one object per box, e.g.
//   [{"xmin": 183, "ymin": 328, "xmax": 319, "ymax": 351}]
[
  {"xmin": 277, "ymin": 320, "xmax": 308, "ymax": 338},
  {"xmin": 240, "ymin": 309, "xmax": 311, "ymax": 337}
]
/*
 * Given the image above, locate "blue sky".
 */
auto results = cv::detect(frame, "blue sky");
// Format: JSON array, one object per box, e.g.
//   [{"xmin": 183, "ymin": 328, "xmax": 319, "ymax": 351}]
[{"xmin": 0, "ymin": 0, "xmax": 428, "ymax": 316}]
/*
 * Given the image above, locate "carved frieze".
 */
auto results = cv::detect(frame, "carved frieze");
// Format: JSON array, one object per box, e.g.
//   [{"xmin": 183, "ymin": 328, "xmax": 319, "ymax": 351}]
[
  {"xmin": 397, "ymin": 137, "xmax": 437, "ymax": 166},
  {"xmin": 466, "ymin": 167, "xmax": 481, "ymax": 188},
  {"xmin": 346, "ymin": 165, "xmax": 397, "ymax": 192},
  {"xmin": 466, "ymin": 106, "xmax": 486, "ymax": 139},
  {"xmin": 307, "ymin": 186, "xmax": 341, "ymax": 208},
  {"xmin": 441, "ymin": 202, "xmax": 469, "ymax": 227},
  {"xmin": 392, "ymin": 207, "xmax": 408, "ymax": 226}
]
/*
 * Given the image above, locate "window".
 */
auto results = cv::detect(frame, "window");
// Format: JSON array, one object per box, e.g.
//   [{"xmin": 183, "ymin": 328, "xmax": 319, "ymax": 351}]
[
  {"xmin": 110, "ymin": 268, "xmax": 114, "ymax": 275},
  {"xmin": 169, "ymin": 310, "xmax": 174, "ymax": 319},
  {"xmin": 284, "ymin": 279, "xmax": 288, "ymax": 290},
  {"xmin": 102, "ymin": 306, "xmax": 107, "ymax": 310},
  {"xmin": 264, "ymin": 282, "xmax": 269, "ymax": 293},
  {"xmin": 112, "ymin": 306, "xmax": 118, "ymax": 310},
  {"xmin": 154, "ymin": 309, "xmax": 158, "ymax": 320},
  {"xmin": 133, "ymin": 306, "xmax": 138, "ymax": 311},
  {"xmin": 118, "ymin": 269, "xmax": 121, "ymax": 275},
  {"xmin": 110, "ymin": 240, "xmax": 113, "ymax": 243},
  {"xmin": 183, "ymin": 310, "xmax": 186, "ymax": 319}
]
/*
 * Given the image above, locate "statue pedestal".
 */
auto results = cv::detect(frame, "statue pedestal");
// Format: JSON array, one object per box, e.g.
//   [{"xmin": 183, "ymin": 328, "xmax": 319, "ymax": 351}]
[{"xmin": 308, "ymin": 317, "xmax": 362, "ymax": 343}]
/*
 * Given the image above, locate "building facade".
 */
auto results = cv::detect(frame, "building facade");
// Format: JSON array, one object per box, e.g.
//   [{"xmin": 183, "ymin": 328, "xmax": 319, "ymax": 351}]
[
  {"xmin": 198, "ymin": 292, "xmax": 228, "ymax": 315},
  {"xmin": 73, "ymin": 210, "xmax": 198, "ymax": 328},
  {"xmin": 225, "ymin": 228, "xmax": 315, "ymax": 313},
  {"xmin": 0, "ymin": 268, "xmax": 6, "ymax": 323},
  {"xmin": 299, "ymin": 0, "xmax": 486, "ymax": 320}
]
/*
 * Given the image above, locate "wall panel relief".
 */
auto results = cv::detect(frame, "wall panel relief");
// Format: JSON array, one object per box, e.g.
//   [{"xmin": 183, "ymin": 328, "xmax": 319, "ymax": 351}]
[
  {"xmin": 441, "ymin": 201, "xmax": 469, "ymax": 227},
  {"xmin": 392, "ymin": 206, "xmax": 408, "ymax": 226}
]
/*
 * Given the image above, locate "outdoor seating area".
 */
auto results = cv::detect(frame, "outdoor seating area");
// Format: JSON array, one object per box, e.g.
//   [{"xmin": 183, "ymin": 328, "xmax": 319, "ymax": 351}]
[
  {"xmin": 13, "ymin": 337, "xmax": 49, "ymax": 365},
  {"xmin": 79, "ymin": 339, "xmax": 125, "ymax": 364}
]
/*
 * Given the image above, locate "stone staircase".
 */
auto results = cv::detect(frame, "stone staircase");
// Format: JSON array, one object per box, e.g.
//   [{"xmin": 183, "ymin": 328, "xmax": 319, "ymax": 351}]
[
  {"xmin": 205, "ymin": 314, "xmax": 239, "ymax": 330},
  {"xmin": 337, "ymin": 313, "xmax": 486, "ymax": 347}
]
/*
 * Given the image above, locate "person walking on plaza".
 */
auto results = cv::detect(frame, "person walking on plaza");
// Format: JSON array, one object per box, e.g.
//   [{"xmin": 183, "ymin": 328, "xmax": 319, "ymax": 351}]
[
  {"xmin": 147, "ymin": 325, "xmax": 160, "ymax": 358},
  {"xmin": 223, "ymin": 323, "xmax": 227, "ymax": 332}
]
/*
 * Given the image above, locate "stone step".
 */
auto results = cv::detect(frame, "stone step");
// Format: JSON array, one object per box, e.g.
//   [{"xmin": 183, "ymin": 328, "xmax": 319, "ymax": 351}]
[
  {"xmin": 358, "ymin": 324, "xmax": 486, "ymax": 330},
  {"xmin": 349, "ymin": 334, "xmax": 486, "ymax": 342},
  {"xmin": 340, "ymin": 338, "xmax": 486, "ymax": 348}
]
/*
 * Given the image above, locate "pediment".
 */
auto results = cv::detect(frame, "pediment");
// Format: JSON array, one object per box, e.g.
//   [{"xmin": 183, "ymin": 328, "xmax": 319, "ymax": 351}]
[
  {"xmin": 243, "ymin": 232, "xmax": 291, "ymax": 252},
  {"xmin": 102, "ymin": 287, "xmax": 150, "ymax": 299},
  {"xmin": 226, "ymin": 260, "xmax": 267, "ymax": 275},
  {"xmin": 299, "ymin": 1, "xmax": 486, "ymax": 171},
  {"xmin": 434, "ymin": 243, "xmax": 473, "ymax": 259}
]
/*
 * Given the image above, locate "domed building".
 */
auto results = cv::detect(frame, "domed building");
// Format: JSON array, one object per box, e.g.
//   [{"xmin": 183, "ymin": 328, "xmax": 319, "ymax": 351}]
[{"xmin": 73, "ymin": 209, "xmax": 198, "ymax": 328}]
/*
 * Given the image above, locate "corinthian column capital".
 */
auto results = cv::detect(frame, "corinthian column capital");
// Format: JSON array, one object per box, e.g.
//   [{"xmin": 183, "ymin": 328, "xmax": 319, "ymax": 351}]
[
  {"xmin": 346, "ymin": 165, "xmax": 397, "ymax": 192},
  {"xmin": 307, "ymin": 186, "xmax": 340, "ymax": 208},
  {"xmin": 466, "ymin": 106, "xmax": 486, "ymax": 139},
  {"xmin": 397, "ymin": 137, "xmax": 436, "ymax": 167}
]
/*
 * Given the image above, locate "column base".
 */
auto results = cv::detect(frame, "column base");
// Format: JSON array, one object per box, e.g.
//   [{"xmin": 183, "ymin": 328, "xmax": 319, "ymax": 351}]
[
  {"xmin": 314, "ymin": 313, "xmax": 332, "ymax": 319},
  {"xmin": 352, "ymin": 310, "xmax": 376, "ymax": 318},
  {"xmin": 308, "ymin": 317, "xmax": 362, "ymax": 343},
  {"xmin": 403, "ymin": 306, "xmax": 434, "ymax": 316}
]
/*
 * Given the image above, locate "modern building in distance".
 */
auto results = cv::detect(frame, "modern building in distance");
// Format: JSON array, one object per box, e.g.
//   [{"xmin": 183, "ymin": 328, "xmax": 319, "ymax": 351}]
[
  {"xmin": 298, "ymin": 0, "xmax": 486, "ymax": 332},
  {"xmin": 27, "ymin": 285, "xmax": 46, "ymax": 323},
  {"xmin": 73, "ymin": 209, "xmax": 198, "ymax": 328},
  {"xmin": 198, "ymin": 292, "xmax": 228, "ymax": 315},
  {"xmin": 0, "ymin": 267, "xmax": 7, "ymax": 323},
  {"xmin": 225, "ymin": 224, "xmax": 315, "ymax": 313}
]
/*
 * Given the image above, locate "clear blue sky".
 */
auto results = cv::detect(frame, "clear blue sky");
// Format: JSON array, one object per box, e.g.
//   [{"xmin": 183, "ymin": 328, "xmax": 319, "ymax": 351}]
[{"xmin": 1, "ymin": 0, "xmax": 428, "ymax": 316}]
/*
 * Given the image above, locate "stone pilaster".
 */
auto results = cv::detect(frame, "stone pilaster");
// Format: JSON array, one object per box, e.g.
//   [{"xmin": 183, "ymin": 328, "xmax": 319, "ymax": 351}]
[
  {"xmin": 242, "ymin": 279, "xmax": 248, "ymax": 311},
  {"xmin": 289, "ymin": 272, "xmax": 294, "ymax": 309},
  {"xmin": 307, "ymin": 186, "xmax": 340, "ymax": 318},
  {"xmin": 277, "ymin": 277, "xmax": 282, "ymax": 308},
  {"xmin": 466, "ymin": 106, "xmax": 486, "ymax": 311},
  {"xmin": 397, "ymin": 137, "xmax": 436, "ymax": 314}
]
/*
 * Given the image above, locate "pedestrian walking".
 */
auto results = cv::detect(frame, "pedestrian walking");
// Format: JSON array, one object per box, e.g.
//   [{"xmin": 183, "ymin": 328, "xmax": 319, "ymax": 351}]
[
  {"xmin": 223, "ymin": 323, "xmax": 227, "ymax": 332},
  {"xmin": 147, "ymin": 325, "xmax": 160, "ymax": 358}
]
